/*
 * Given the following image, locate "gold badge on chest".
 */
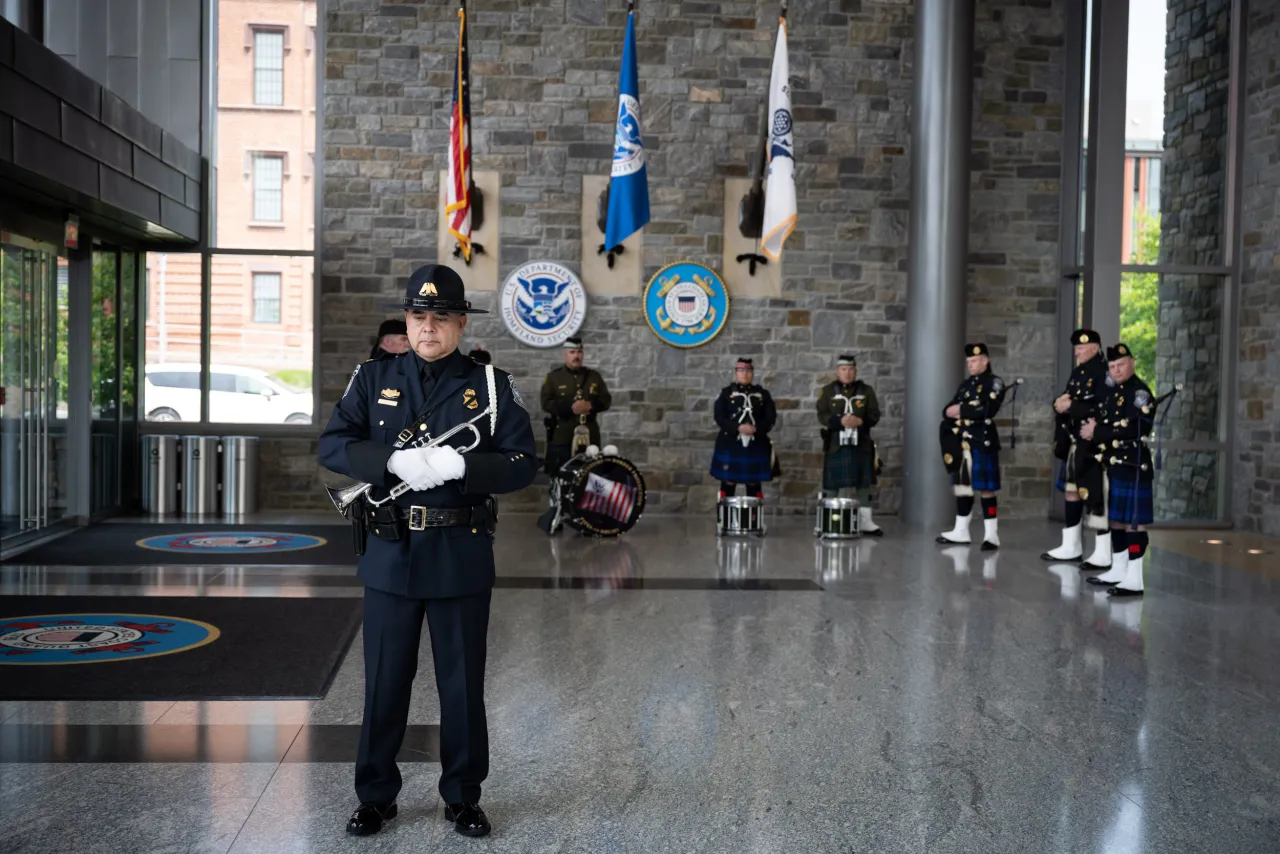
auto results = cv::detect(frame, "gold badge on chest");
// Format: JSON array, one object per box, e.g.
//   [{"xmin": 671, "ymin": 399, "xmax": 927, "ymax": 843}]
[
  {"xmin": 463, "ymin": 388, "xmax": 479, "ymax": 410},
  {"xmin": 378, "ymin": 388, "xmax": 401, "ymax": 407}
]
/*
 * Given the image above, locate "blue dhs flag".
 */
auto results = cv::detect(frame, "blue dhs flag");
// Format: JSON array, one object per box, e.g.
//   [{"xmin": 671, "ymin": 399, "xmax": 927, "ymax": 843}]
[{"xmin": 605, "ymin": 8, "xmax": 650, "ymax": 251}]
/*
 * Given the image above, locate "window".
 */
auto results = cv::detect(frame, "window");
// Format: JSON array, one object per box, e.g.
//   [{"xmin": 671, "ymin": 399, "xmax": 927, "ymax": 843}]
[
  {"xmin": 236, "ymin": 374, "xmax": 272, "ymax": 395},
  {"xmin": 252, "ymin": 154, "xmax": 284, "ymax": 222},
  {"xmin": 253, "ymin": 29, "xmax": 285, "ymax": 106},
  {"xmin": 147, "ymin": 371, "xmax": 200, "ymax": 390},
  {"xmin": 252, "ymin": 272, "xmax": 281, "ymax": 323},
  {"xmin": 210, "ymin": 372, "xmax": 238, "ymax": 393},
  {"xmin": 210, "ymin": 254, "xmax": 314, "ymax": 425}
]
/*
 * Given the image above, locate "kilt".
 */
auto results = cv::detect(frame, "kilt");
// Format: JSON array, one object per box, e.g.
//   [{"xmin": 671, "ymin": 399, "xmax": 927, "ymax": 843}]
[
  {"xmin": 957, "ymin": 449, "xmax": 1000, "ymax": 492},
  {"xmin": 823, "ymin": 445, "xmax": 876, "ymax": 491},
  {"xmin": 709, "ymin": 441, "xmax": 774, "ymax": 483},
  {"xmin": 1108, "ymin": 472, "xmax": 1154, "ymax": 526}
]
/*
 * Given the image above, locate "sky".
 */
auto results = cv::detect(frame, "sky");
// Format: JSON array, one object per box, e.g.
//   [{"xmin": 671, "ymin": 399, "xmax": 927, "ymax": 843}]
[{"xmin": 1125, "ymin": 0, "xmax": 1168, "ymax": 145}]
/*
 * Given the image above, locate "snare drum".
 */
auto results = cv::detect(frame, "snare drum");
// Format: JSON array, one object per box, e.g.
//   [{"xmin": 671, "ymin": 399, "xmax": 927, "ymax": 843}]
[
  {"xmin": 814, "ymin": 496, "xmax": 859, "ymax": 539},
  {"xmin": 717, "ymin": 496, "xmax": 765, "ymax": 537}
]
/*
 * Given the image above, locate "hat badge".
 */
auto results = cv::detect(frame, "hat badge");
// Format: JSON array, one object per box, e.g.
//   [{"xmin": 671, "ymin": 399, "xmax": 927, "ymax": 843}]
[
  {"xmin": 419, "ymin": 282, "xmax": 438, "ymax": 297},
  {"xmin": 971, "ymin": 346, "xmax": 981, "ymax": 356},
  {"xmin": 1078, "ymin": 333, "xmax": 1088, "ymax": 344}
]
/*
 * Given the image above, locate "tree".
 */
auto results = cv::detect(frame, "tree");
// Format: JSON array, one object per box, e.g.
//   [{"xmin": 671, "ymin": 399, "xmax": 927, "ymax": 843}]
[{"xmin": 1120, "ymin": 209, "xmax": 1159, "ymax": 385}]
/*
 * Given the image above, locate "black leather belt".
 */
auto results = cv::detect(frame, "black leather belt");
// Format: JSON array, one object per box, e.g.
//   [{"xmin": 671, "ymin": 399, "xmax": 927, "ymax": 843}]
[{"xmin": 400, "ymin": 505, "xmax": 485, "ymax": 532}]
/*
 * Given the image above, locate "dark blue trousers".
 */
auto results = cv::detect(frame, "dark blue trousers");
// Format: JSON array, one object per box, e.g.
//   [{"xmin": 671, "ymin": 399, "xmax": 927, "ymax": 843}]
[{"xmin": 356, "ymin": 586, "xmax": 492, "ymax": 806}]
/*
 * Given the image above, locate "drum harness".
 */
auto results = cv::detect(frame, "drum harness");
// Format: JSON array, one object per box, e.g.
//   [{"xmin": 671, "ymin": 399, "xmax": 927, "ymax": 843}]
[
  {"xmin": 832, "ymin": 389, "xmax": 861, "ymax": 446},
  {"xmin": 729, "ymin": 389, "xmax": 763, "ymax": 447}
]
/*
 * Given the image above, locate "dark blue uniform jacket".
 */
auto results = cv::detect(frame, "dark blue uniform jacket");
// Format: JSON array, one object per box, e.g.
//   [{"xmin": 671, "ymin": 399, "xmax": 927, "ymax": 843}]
[{"xmin": 319, "ymin": 348, "xmax": 538, "ymax": 599}]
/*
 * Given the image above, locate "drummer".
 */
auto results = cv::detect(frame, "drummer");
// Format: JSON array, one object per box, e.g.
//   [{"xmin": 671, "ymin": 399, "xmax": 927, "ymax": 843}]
[
  {"xmin": 710, "ymin": 358, "xmax": 778, "ymax": 499},
  {"xmin": 815, "ymin": 354, "xmax": 883, "ymax": 536}
]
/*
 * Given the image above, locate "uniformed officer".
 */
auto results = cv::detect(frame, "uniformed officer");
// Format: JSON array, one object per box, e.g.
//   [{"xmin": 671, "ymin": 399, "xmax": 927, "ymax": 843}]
[
  {"xmin": 815, "ymin": 354, "xmax": 883, "ymax": 535},
  {"xmin": 319, "ymin": 263, "xmax": 538, "ymax": 839},
  {"xmin": 369, "ymin": 317, "xmax": 409, "ymax": 360},
  {"xmin": 936, "ymin": 343, "xmax": 1008, "ymax": 550},
  {"xmin": 1042, "ymin": 328, "xmax": 1112, "ymax": 565},
  {"xmin": 539, "ymin": 337, "xmax": 612, "ymax": 475},
  {"xmin": 1084, "ymin": 343, "xmax": 1156, "ymax": 596},
  {"xmin": 710, "ymin": 357, "xmax": 778, "ymax": 498}
]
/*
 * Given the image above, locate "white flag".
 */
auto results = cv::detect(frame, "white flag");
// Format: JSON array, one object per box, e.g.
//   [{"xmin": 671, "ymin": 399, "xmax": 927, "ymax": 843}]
[{"xmin": 760, "ymin": 18, "xmax": 796, "ymax": 263}]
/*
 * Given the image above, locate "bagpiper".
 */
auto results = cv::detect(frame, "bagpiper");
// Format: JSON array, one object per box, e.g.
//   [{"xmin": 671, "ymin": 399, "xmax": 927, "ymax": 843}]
[
  {"xmin": 1042, "ymin": 328, "xmax": 1112, "ymax": 565},
  {"xmin": 1084, "ymin": 343, "xmax": 1156, "ymax": 596},
  {"xmin": 936, "ymin": 343, "xmax": 1008, "ymax": 550}
]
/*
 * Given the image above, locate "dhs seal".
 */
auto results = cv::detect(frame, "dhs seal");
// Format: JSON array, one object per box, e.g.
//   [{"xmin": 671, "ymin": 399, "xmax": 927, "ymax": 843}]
[
  {"xmin": 0, "ymin": 613, "xmax": 219, "ymax": 665},
  {"xmin": 643, "ymin": 261, "xmax": 730, "ymax": 348},
  {"xmin": 612, "ymin": 94, "xmax": 645, "ymax": 178},
  {"xmin": 500, "ymin": 261, "xmax": 587, "ymax": 348},
  {"xmin": 137, "ymin": 531, "xmax": 327, "ymax": 553}
]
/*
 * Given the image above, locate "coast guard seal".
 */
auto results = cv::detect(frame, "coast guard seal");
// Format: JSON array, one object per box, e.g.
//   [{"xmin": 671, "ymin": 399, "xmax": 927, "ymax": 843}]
[
  {"xmin": 643, "ymin": 261, "xmax": 730, "ymax": 348},
  {"xmin": 0, "ymin": 613, "xmax": 219, "ymax": 664}
]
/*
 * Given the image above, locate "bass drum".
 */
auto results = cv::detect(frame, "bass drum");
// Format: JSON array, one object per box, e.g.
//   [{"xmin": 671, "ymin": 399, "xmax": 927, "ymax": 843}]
[{"xmin": 559, "ymin": 453, "xmax": 647, "ymax": 537}]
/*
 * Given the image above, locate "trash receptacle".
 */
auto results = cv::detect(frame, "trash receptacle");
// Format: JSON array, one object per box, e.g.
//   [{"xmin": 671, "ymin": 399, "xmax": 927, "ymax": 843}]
[
  {"xmin": 181, "ymin": 436, "xmax": 219, "ymax": 516},
  {"xmin": 221, "ymin": 436, "xmax": 259, "ymax": 517},
  {"xmin": 141, "ymin": 435, "xmax": 180, "ymax": 515}
]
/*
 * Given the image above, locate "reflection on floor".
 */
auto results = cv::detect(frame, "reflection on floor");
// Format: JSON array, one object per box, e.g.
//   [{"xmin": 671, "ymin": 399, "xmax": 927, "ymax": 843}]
[{"xmin": 2, "ymin": 516, "xmax": 1278, "ymax": 853}]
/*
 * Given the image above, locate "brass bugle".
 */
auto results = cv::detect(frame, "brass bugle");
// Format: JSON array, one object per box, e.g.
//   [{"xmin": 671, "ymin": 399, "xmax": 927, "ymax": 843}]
[{"xmin": 326, "ymin": 407, "xmax": 491, "ymax": 512}]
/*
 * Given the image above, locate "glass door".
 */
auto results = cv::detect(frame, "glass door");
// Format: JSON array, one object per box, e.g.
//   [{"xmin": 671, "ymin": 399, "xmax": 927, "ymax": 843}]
[
  {"xmin": 90, "ymin": 246, "xmax": 121, "ymax": 513},
  {"xmin": 1, "ymin": 232, "xmax": 70, "ymax": 540}
]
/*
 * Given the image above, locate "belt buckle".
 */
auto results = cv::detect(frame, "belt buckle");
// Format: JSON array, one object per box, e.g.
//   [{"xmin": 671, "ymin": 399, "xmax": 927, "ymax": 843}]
[{"xmin": 408, "ymin": 506, "xmax": 426, "ymax": 532}]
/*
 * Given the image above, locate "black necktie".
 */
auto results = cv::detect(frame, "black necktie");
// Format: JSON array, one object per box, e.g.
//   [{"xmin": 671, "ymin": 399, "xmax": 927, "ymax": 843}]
[{"xmin": 420, "ymin": 359, "xmax": 436, "ymax": 398}]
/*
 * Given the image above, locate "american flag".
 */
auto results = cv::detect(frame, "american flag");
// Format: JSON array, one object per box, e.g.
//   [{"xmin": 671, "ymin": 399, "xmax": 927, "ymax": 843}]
[
  {"xmin": 446, "ymin": 5, "xmax": 472, "ymax": 262},
  {"xmin": 578, "ymin": 472, "xmax": 637, "ymax": 524}
]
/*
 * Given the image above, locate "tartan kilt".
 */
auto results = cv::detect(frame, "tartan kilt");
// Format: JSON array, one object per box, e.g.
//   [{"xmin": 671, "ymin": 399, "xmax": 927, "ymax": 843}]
[
  {"xmin": 823, "ymin": 445, "xmax": 876, "ymax": 490},
  {"xmin": 1108, "ymin": 471, "xmax": 1154, "ymax": 526},
  {"xmin": 1055, "ymin": 451, "xmax": 1097, "ymax": 491},
  {"xmin": 956, "ymin": 449, "xmax": 1000, "ymax": 492},
  {"xmin": 709, "ymin": 441, "xmax": 774, "ymax": 483}
]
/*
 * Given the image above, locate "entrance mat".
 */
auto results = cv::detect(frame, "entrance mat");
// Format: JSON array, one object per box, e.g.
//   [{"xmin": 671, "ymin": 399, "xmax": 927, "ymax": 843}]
[
  {"xmin": 0, "ymin": 595, "xmax": 361, "ymax": 700},
  {"xmin": 4, "ymin": 524, "xmax": 356, "ymax": 566}
]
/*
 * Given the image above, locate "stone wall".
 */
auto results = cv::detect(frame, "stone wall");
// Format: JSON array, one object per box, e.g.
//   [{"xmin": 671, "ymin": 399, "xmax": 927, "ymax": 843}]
[
  {"xmin": 261, "ymin": 0, "xmax": 1067, "ymax": 518},
  {"xmin": 1154, "ymin": 0, "xmax": 1231, "ymax": 521},
  {"xmin": 1234, "ymin": 2, "xmax": 1280, "ymax": 535},
  {"xmin": 967, "ymin": 0, "xmax": 1066, "ymax": 517}
]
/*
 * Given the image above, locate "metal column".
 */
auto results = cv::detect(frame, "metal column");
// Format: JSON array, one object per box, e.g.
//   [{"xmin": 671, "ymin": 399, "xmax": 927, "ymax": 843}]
[
  {"xmin": 903, "ymin": 0, "xmax": 975, "ymax": 527},
  {"xmin": 1081, "ymin": 0, "xmax": 1129, "ymax": 345}
]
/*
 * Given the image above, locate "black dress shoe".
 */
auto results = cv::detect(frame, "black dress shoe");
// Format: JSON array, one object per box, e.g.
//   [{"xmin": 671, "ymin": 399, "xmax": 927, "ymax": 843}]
[
  {"xmin": 1086, "ymin": 576, "xmax": 1118, "ymax": 587},
  {"xmin": 980, "ymin": 540, "xmax": 999, "ymax": 552},
  {"xmin": 1107, "ymin": 586, "xmax": 1144, "ymax": 597},
  {"xmin": 445, "ymin": 802, "xmax": 492, "ymax": 837},
  {"xmin": 862, "ymin": 528, "xmax": 884, "ymax": 538},
  {"xmin": 346, "ymin": 802, "xmax": 397, "ymax": 837},
  {"xmin": 1040, "ymin": 551, "xmax": 1082, "ymax": 561}
]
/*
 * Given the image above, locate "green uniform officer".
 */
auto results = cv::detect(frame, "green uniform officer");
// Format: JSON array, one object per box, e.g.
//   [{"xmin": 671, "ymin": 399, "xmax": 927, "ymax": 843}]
[{"xmin": 539, "ymin": 337, "xmax": 612, "ymax": 475}]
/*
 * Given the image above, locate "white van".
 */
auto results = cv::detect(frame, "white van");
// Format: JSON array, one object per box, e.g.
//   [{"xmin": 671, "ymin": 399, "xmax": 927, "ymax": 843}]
[{"xmin": 144, "ymin": 364, "xmax": 313, "ymax": 425}]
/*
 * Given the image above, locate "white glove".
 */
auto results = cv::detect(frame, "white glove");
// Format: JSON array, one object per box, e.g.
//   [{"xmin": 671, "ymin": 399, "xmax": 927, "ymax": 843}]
[
  {"xmin": 387, "ymin": 448, "xmax": 445, "ymax": 491},
  {"xmin": 422, "ymin": 445, "xmax": 466, "ymax": 483}
]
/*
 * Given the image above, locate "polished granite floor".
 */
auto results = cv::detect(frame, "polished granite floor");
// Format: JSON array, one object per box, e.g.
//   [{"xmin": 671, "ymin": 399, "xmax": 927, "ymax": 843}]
[{"xmin": 1, "ymin": 515, "xmax": 1278, "ymax": 853}]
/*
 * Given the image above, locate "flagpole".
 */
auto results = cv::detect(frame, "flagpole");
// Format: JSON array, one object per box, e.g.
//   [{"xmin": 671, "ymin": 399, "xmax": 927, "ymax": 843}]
[
  {"xmin": 757, "ymin": 0, "xmax": 793, "ymax": 261},
  {"xmin": 758, "ymin": 0, "xmax": 788, "ymax": 260}
]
